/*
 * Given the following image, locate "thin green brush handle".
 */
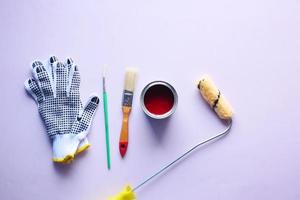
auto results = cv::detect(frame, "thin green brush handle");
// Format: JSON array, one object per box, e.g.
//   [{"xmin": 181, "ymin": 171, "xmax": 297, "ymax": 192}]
[{"xmin": 103, "ymin": 92, "xmax": 111, "ymax": 169}]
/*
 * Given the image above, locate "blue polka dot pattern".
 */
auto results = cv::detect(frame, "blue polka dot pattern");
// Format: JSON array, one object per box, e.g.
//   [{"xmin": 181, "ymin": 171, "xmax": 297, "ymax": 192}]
[{"xmin": 25, "ymin": 57, "xmax": 99, "ymax": 139}]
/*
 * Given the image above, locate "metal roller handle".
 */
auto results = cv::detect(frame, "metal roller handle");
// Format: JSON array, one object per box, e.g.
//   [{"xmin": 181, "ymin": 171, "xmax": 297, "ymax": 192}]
[{"xmin": 133, "ymin": 120, "xmax": 233, "ymax": 191}]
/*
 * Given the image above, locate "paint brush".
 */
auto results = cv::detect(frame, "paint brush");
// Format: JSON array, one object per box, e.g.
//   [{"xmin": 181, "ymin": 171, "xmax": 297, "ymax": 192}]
[
  {"xmin": 119, "ymin": 68, "xmax": 137, "ymax": 158},
  {"xmin": 108, "ymin": 75, "xmax": 234, "ymax": 199},
  {"xmin": 102, "ymin": 66, "xmax": 111, "ymax": 169}
]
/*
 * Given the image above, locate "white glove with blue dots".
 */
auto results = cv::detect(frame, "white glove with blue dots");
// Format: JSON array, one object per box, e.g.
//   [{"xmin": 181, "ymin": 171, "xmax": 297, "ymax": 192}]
[{"xmin": 25, "ymin": 56, "xmax": 99, "ymax": 163}]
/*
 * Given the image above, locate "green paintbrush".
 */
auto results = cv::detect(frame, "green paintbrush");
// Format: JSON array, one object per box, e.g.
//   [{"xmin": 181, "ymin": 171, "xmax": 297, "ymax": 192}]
[{"xmin": 102, "ymin": 66, "xmax": 111, "ymax": 170}]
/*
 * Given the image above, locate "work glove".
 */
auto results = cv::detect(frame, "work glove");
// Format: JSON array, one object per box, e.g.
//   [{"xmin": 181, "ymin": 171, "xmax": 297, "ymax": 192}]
[{"xmin": 24, "ymin": 56, "xmax": 99, "ymax": 163}]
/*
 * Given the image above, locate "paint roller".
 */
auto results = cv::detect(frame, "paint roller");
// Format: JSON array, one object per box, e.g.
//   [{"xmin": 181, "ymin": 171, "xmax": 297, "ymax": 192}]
[
  {"xmin": 197, "ymin": 75, "xmax": 233, "ymax": 120},
  {"xmin": 108, "ymin": 75, "xmax": 234, "ymax": 200}
]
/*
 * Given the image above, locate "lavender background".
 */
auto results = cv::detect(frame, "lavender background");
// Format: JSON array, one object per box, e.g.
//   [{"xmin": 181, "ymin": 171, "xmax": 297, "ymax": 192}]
[{"xmin": 1, "ymin": 0, "xmax": 300, "ymax": 199}]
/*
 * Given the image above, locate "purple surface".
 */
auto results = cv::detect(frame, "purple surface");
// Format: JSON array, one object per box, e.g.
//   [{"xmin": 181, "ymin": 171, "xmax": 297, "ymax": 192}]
[{"xmin": 1, "ymin": 0, "xmax": 300, "ymax": 199}]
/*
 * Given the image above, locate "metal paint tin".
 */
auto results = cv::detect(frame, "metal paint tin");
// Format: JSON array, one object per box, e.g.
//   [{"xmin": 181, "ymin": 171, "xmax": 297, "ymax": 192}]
[{"xmin": 140, "ymin": 81, "xmax": 178, "ymax": 119}]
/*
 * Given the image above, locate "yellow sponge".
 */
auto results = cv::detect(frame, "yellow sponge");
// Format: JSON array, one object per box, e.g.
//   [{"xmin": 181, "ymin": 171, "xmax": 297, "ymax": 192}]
[
  {"xmin": 108, "ymin": 185, "xmax": 136, "ymax": 200},
  {"xmin": 197, "ymin": 75, "xmax": 233, "ymax": 120}
]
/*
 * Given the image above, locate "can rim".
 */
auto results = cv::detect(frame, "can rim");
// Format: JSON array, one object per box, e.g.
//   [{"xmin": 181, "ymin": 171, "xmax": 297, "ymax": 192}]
[{"xmin": 140, "ymin": 80, "xmax": 178, "ymax": 119}]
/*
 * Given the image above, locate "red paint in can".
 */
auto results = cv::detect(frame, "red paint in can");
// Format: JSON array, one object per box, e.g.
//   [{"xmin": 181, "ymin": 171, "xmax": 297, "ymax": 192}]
[
  {"xmin": 144, "ymin": 85, "xmax": 174, "ymax": 115},
  {"xmin": 141, "ymin": 81, "xmax": 178, "ymax": 119}
]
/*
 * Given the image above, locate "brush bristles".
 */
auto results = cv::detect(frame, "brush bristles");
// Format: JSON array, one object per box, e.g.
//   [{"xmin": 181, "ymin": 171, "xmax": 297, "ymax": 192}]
[{"xmin": 124, "ymin": 68, "xmax": 137, "ymax": 92}]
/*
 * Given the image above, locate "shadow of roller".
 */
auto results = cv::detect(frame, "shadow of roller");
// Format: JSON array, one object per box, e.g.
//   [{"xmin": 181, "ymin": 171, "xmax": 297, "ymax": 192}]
[{"xmin": 108, "ymin": 75, "xmax": 234, "ymax": 200}]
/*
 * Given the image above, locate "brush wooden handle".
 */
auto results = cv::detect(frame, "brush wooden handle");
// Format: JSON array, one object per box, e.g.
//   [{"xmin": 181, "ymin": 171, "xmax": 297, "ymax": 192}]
[{"xmin": 119, "ymin": 106, "xmax": 131, "ymax": 157}]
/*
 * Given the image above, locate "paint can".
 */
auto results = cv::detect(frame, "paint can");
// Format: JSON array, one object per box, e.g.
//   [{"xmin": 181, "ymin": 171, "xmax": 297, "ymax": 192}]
[{"xmin": 140, "ymin": 81, "xmax": 178, "ymax": 119}]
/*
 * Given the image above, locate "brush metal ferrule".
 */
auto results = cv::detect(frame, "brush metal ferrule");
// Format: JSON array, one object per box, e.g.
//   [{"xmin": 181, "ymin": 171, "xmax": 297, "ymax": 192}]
[{"xmin": 122, "ymin": 90, "xmax": 134, "ymax": 107}]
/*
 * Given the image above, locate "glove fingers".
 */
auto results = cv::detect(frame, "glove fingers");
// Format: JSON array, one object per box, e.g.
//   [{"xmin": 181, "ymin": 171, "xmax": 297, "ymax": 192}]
[
  {"xmin": 48, "ymin": 55, "xmax": 58, "ymax": 81},
  {"xmin": 65, "ymin": 57, "xmax": 73, "ymax": 73},
  {"xmin": 71, "ymin": 95, "xmax": 100, "ymax": 137},
  {"xmin": 24, "ymin": 78, "xmax": 43, "ymax": 103},
  {"xmin": 65, "ymin": 58, "xmax": 80, "ymax": 96},
  {"xmin": 32, "ymin": 61, "xmax": 53, "ymax": 98},
  {"xmin": 55, "ymin": 61, "xmax": 68, "ymax": 97}
]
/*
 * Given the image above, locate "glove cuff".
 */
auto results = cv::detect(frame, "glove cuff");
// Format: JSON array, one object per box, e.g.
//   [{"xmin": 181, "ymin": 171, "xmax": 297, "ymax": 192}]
[
  {"xmin": 52, "ymin": 134, "xmax": 81, "ymax": 163},
  {"xmin": 76, "ymin": 138, "xmax": 91, "ymax": 155}
]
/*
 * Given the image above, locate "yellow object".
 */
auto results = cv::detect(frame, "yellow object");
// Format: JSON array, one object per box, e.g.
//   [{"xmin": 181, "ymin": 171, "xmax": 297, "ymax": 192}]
[
  {"xmin": 75, "ymin": 143, "xmax": 91, "ymax": 155},
  {"xmin": 52, "ymin": 143, "xmax": 90, "ymax": 164},
  {"xmin": 108, "ymin": 185, "xmax": 136, "ymax": 200},
  {"xmin": 52, "ymin": 154, "xmax": 74, "ymax": 163},
  {"xmin": 197, "ymin": 75, "xmax": 233, "ymax": 120}
]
